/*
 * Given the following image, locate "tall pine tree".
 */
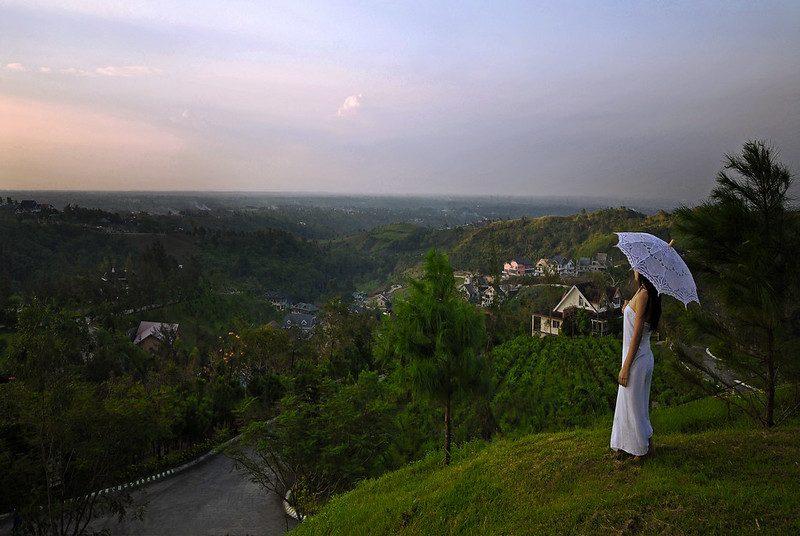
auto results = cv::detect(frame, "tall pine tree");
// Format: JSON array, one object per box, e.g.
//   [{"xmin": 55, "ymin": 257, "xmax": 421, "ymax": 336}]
[
  {"xmin": 377, "ymin": 250, "xmax": 486, "ymax": 464},
  {"xmin": 674, "ymin": 140, "xmax": 800, "ymax": 426}
]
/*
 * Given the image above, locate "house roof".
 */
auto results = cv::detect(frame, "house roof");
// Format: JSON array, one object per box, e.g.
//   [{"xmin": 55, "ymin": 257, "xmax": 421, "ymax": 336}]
[
  {"xmin": 574, "ymin": 282, "xmax": 619, "ymax": 304},
  {"xmin": 133, "ymin": 321, "xmax": 179, "ymax": 345},
  {"xmin": 461, "ymin": 282, "xmax": 476, "ymax": 292},
  {"xmin": 282, "ymin": 313, "xmax": 317, "ymax": 329},
  {"xmin": 509, "ymin": 257, "xmax": 534, "ymax": 266}
]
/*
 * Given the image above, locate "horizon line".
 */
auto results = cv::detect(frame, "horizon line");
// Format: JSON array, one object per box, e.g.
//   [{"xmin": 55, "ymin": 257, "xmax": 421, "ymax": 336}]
[{"xmin": 0, "ymin": 188, "xmax": 692, "ymax": 203}]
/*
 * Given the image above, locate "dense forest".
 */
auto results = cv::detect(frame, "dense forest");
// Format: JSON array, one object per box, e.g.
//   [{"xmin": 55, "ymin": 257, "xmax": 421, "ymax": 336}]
[{"xmin": 0, "ymin": 200, "xmax": 668, "ymax": 304}]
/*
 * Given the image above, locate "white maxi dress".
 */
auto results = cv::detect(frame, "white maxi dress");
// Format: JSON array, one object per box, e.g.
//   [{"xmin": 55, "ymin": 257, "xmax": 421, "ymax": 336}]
[{"xmin": 610, "ymin": 304, "xmax": 654, "ymax": 456}]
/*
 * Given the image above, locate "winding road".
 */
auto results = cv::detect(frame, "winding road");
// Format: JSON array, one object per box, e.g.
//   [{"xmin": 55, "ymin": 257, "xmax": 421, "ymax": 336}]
[{"xmin": 91, "ymin": 452, "xmax": 295, "ymax": 536}]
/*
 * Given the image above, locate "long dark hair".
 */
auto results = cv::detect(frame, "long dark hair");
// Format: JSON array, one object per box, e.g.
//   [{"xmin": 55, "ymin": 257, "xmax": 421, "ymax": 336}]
[{"xmin": 636, "ymin": 272, "xmax": 662, "ymax": 331}]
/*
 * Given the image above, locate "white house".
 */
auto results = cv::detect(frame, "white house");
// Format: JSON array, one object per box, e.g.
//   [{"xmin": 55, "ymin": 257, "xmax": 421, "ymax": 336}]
[
  {"xmin": 535, "ymin": 258, "xmax": 557, "ymax": 276},
  {"xmin": 558, "ymin": 258, "xmax": 576, "ymax": 276},
  {"xmin": 532, "ymin": 283, "xmax": 622, "ymax": 337},
  {"xmin": 133, "ymin": 321, "xmax": 179, "ymax": 353}
]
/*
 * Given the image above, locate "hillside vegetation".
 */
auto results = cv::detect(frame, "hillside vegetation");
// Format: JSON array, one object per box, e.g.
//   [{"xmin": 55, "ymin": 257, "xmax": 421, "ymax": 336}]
[
  {"xmin": 445, "ymin": 208, "xmax": 672, "ymax": 272},
  {"xmin": 489, "ymin": 336, "xmax": 704, "ymax": 435},
  {"xmin": 337, "ymin": 208, "xmax": 673, "ymax": 281},
  {"xmin": 292, "ymin": 398, "xmax": 800, "ymax": 535}
]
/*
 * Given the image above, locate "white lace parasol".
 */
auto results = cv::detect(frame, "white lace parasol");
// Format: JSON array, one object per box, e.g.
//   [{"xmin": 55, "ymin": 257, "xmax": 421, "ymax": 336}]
[{"xmin": 614, "ymin": 232, "xmax": 699, "ymax": 305}]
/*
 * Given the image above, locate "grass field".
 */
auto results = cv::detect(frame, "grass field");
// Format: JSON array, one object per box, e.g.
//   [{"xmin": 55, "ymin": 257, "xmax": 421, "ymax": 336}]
[{"xmin": 292, "ymin": 397, "xmax": 800, "ymax": 535}]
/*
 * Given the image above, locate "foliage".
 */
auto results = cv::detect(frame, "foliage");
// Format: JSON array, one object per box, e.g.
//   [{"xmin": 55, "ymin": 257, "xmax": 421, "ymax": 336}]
[
  {"xmin": 674, "ymin": 140, "xmax": 800, "ymax": 426},
  {"xmin": 313, "ymin": 299, "xmax": 381, "ymax": 380},
  {"xmin": 291, "ymin": 399, "xmax": 800, "ymax": 536},
  {"xmin": 489, "ymin": 335, "xmax": 707, "ymax": 435},
  {"xmin": 0, "ymin": 202, "xmax": 722, "ymax": 531},
  {"xmin": 561, "ymin": 306, "xmax": 591, "ymax": 336},
  {"xmin": 228, "ymin": 367, "xmax": 397, "ymax": 518},
  {"xmin": 376, "ymin": 250, "xmax": 487, "ymax": 464},
  {"xmin": 0, "ymin": 379, "xmax": 146, "ymax": 535},
  {"xmin": 0, "ymin": 303, "xmax": 257, "ymax": 531},
  {"xmin": 445, "ymin": 208, "xmax": 671, "ymax": 273},
  {"xmin": 485, "ymin": 285, "xmax": 567, "ymax": 344}
]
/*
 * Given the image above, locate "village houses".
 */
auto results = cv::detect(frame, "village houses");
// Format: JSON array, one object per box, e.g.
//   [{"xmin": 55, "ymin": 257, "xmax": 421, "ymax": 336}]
[
  {"xmin": 499, "ymin": 252, "xmax": 611, "ymax": 278},
  {"xmin": 282, "ymin": 313, "xmax": 317, "ymax": 331},
  {"xmin": 502, "ymin": 258, "xmax": 536, "ymax": 277}
]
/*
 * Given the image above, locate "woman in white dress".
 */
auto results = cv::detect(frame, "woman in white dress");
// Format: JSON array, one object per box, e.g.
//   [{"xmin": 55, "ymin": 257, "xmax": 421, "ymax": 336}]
[{"xmin": 611, "ymin": 270, "xmax": 661, "ymax": 458}]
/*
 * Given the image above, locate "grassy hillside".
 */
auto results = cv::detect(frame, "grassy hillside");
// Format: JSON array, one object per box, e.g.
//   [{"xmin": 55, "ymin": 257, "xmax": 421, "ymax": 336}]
[{"xmin": 292, "ymin": 399, "xmax": 800, "ymax": 535}]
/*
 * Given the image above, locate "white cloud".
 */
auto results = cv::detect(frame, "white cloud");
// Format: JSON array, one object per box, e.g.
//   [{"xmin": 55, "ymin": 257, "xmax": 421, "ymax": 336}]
[
  {"xmin": 6, "ymin": 63, "xmax": 162, "ymax": 78},
  {"xmin": 60, "ymin": 67, "xmax": 90, "ymax": 76},
  {"xmin": 337, "ymin": 93, "xmax": 363, "ymax": 117},
  {"xmin": 95, "ymin": 65, "xmax": 162, "ymax": 77}
]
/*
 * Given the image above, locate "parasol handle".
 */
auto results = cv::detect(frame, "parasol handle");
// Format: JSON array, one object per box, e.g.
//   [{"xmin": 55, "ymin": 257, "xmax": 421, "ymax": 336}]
[{"xmin": 667, "ymin": 239, "xmax": 674, "ymax": 247}]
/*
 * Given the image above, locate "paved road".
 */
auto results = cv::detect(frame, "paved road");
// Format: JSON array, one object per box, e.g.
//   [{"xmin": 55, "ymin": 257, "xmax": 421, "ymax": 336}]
[{"xmin": 92, "ymin": 453, "xmax": 295, "ymax": 536}]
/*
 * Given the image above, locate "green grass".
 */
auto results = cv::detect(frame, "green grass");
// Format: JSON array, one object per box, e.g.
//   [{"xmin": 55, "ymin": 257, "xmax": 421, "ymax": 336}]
[{"xmin": 292, "ymin": 398, "xmax": 800, "ymax": 535}]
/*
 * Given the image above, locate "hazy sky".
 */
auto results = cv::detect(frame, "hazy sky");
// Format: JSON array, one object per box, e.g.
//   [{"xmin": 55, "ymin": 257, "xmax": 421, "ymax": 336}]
[{"xmin": 1, "ymin": 1, "xmax": 798, "ymax": 201}]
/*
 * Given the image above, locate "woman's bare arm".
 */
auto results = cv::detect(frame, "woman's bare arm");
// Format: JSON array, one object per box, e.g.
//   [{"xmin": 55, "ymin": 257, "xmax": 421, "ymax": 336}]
[{"xmin": 619, "ymin": 289, "xmax": 647, "ymax": 387}]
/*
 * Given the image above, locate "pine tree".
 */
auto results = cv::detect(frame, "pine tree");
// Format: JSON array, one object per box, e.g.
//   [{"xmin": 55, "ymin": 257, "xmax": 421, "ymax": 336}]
[
  {"xmin": 377, "ymin": 250, "xmax": 486, "ymax": 464},
  {"xmin": 674, "ymin": 140, "xmax": 800, "ymax": 426}
]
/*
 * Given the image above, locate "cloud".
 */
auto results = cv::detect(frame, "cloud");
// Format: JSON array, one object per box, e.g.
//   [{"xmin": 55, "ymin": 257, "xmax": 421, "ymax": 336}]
[
  {"xmin": 337, "ymin": 93, "xmax": 363, "ymax": 117},
  {"xmin": 95, "ymin": 65, "xmax": 162, "ymax": 77},
  {"xmin": 60, "ymin": 67, "xmax": 90, "ymax": 76},
  {"xmin": 6, "ymin": 62, "xmax": 162, "ymax": 78}
]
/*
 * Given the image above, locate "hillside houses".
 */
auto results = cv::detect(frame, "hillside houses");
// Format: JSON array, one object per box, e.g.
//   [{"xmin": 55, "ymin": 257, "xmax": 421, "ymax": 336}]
[
  {"xmin": 534, "ymin": 258, "xmax": 558, "ymax": 276},
  {"xmin": 532, "ymin": 282, "xmax": 622, "ymax": 337},
  {"xmin": 264, "ymin": 292, "xmax": 321, "ymax": 332},
  {"xmin": 282, "ymin": 313, "xmax": 317, "ymax": 331},
  {"xmin": 504, "ymin": 252, "xmax": 610, "ymax": 279},
  {"xmin": 503, "ymin": 258, "xmax": 536, "ymax": 277},
  {"xmin": 459, "ymin": 274, "xmax": 519, "ymax": 308}
]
